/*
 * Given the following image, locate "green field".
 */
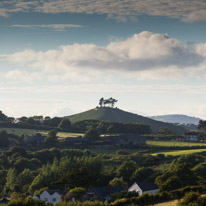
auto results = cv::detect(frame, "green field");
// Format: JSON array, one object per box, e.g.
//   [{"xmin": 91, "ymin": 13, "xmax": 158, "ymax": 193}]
[
  {"xmin": 155, "ymin": 200, "xmax": 178, "ymax": 206},
  {"xmin": 152, "ymin": 148, "xmax": 206, "ymax": 156},
  {"xmin": 0, "ymin": 128, "xmax": 46, "ymax": 135},
  {"xmin": 90, "ymin": 148, "xmax": 143, "ymax": 154},
  {"xmin": 0, "ymin": 127, "xmax": 83, "ymax": 138},
  {"xmin": 147, "ymin": 140, "xmax": 206, "ymax": 147}
]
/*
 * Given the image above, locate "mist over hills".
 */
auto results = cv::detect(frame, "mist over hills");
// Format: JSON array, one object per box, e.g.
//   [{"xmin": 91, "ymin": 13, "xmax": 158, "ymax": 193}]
[
  {"xmin": 150, "ymin": 114, "xmax": 201, "ymax": 125},
  {"xmin": 65, "ymin": 107, "xmax": 185, "ymax": 134}
]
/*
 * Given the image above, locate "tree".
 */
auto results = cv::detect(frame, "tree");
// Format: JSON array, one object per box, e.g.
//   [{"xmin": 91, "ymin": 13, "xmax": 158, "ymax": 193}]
[
  {"xmin": 158, "ymin": 127, "xmax": 176, "ymax": 135},
  {"xmin": 131, "ymin": 167, "xmax": 154, "ymax": 182},
  {"xmin": 0, "ymin": 111, "xmax": 8, "ymax": 122},
  {"xmin": 58, "ymin": 119, "xmax": 71, "ymax": 130},
  {"xmin": 84, "ymin": 128, "xmax": 100, "ymax": 141},
  {"xmin": 47, "ymin": 117, "xmax": 62, "ymax": 127},
  {"xmin": 198, "ymin": 120, "xmax": 206, "ymax": 133},
  {"xmin": 17, "ymin": 116, "xmax": 28, "ymax": 124},
  {"xmin": 45, "ymin": 130, "xmax": 58, "ymax": 147},
  {"xmin": 109, "ymin": 177, "xmax": 128, "ymax": 188},
  {"xmin": 69, "ymin": 187, "xmax": 86, "ymax": 201},
  {"xmin": 107, "ymin": 124, "xmax": 117, "ymax": 134},
  {"xmin": 0, "ymin": 130, "xmax": 9, "ymax": 147},
  {"xmin": 116, "ymin": 161, "xmax": 137, "ymax": 182},
  {"xmin": 159, "ymin": 176, "xmax": 182, "ymax": 191},
  {"xmin": 193, "ymin": 162, "xmax": 206, "ymax": 184},
  {"xmin": 4, "ymin": 168, "xmax": 17, "ymax": 194},
  {"xmin": 16, "ymin": 169, "xmax": 34, "ymax": 193}
]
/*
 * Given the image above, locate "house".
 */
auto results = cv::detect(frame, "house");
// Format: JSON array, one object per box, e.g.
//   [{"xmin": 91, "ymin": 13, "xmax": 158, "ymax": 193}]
[
  {"xmin": 84, "ymin": 186, "xmax": 125, "ymax": 202},
  {"xmin": 113, "ymin": 134, "xmax": 146, "ymax": 147},
  {"xmin": 24, "ymin": 134, "xmax": 46, "ymax": 145},
  {"xmin": 33, "ymin": 190, "xmax": 64, "ymax": 204},
  {"xmin": 184, "ymin": 132, "xmax": 199, "ymax": 142},
  {"xmin": 65, "ymin": 136, "xmax": 88, "ymax": 143},
  {"xmin": 0, "ymin": 197, "xmax": 11, "ymax": 204},
  {"xmin": 128, "ymin": 182, "xmax": 159, "ymax": 196}
]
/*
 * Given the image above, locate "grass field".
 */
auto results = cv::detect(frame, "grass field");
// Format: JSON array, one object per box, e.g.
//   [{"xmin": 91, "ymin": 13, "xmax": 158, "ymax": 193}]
[
  {"xmin": 0, "ymin": 128, "xmax": 46, "ymax": 135},
  {"xmin": 0, "ymin": 127, "xmax": 83, "ymax": 138},
  {"xmin": 147, "ymin": 140, "xmax": 206, "ymax": 147},
  {"xmin": 154, "ymin": 200, "xmax": 178, "ymax": 206},
  {"xmin": 57, "ymin": 132, "xmax": 83, "ymax": 138},
  {"xmin": 152, "ymin": 148, "xmax": 206, "ymax": 156},
  {"xmin": 90, "ymin": 148, "xmax": 142, "ymax": 154}
]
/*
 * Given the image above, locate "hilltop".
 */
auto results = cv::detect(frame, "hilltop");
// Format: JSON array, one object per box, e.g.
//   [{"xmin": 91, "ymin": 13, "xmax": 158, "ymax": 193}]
[
  {"xmin": 65, "ymin": 107, "xmax": 185, "ymax": 133},
  {"xmin": 151, "ymin": 114, "xmax": 201, "ymax": 125}
]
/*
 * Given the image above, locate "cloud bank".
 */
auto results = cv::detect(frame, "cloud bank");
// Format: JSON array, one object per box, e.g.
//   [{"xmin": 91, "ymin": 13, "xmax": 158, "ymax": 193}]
[
  {"xmin": 11, "ymin": 24, "xmax": 84, "ymax": 31},
  {"xmin": 2, "ymin": 31, "xmax": 206, "ymax": 80},
  {"xmin": 1, "ymin": 0, "xmax": 206, "ymax": 22}
]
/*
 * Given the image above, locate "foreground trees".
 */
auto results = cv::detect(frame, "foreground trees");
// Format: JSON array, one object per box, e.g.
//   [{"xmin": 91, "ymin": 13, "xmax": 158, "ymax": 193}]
[{"xmin": 0, "ymin": 130, "xmax": 9, "ymax": 147}]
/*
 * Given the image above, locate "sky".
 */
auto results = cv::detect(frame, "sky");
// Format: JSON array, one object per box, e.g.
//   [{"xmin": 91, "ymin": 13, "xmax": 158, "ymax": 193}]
[{"xmin": 1, "ymin": 0, "xmax": 206, "ymax": 119}]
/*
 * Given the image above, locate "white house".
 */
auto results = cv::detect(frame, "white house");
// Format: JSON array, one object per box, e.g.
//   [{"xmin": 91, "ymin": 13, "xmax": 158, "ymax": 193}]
[
  {"xmin": 33, "ymin": 190, "xmax": 63, "ymax": 204},
  {"xmin": 184, "ymin": 132, "xmax": 199, "ymax": 142},
  {"xmin": 128, "ymin": 182, "xmax": 159, "ymax": 196}
]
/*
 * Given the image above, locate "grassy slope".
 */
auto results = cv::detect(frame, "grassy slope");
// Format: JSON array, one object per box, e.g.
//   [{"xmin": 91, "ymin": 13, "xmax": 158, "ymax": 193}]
[
  {"xmin": 0, "ymin": 128, "xmax": 82, "ymax": 138},
  {"xmin": 66, "ymin": 107, "xmax": 185, "ymax": 133},
  {"xmin": 154, "ymin": 200, "xmax": 178, "ymax": 206},
  {"xmin": 147, "ymin": 140, "xmax": 206, "ymax": 147},
  {"xmin": 152, "ymin": 148, "xmax": 206, "ymax": 156}
]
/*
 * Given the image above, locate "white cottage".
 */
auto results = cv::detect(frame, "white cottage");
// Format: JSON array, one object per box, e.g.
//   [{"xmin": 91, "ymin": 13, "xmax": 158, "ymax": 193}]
[
  {"xmin": 34, "ymin": 190, "xmax": 63, "ymax": 204},
  {"xmin": 128, "ymin": 182, "xmax": 159, "ymax": 196}
]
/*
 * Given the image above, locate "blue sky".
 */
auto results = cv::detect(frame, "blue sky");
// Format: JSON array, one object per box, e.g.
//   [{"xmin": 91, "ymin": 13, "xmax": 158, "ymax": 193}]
[{"xmin": 1, "ymin": 0, "xmax": 206, "ymax": 119}]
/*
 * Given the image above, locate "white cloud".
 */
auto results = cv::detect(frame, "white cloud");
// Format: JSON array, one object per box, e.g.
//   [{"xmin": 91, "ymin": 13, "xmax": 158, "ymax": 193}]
[
  {"xmin": 107, "ymin": 14, "xmax": 138, "ymax": 23},
  {"xmin": 3, "ymin": 31, "xmax": 206, "ymax": 80},
  {"xmin": 6, "ymin": 70, "xmax": 41, "ymax": 82},
  {"xmin": 1, "ymin": 0, "xmax": 206, "ymax": 22},
  {"xmin": 11, "ymin": 24, "xmax": 85, "ymax": 31}
]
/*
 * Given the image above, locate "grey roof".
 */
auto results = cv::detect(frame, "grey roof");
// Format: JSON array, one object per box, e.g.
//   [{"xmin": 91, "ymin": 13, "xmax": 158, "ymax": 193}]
[
  {"xmin": 136, "ymin": 182, "xmax": 158, "ymax": 191},
  {"xmin": 93, "ymin": 186, "xmax": 125, "ymax": 201},
  {"xmin": 45, "ymin": 190, "xmax": 62, "ymax": 195}
]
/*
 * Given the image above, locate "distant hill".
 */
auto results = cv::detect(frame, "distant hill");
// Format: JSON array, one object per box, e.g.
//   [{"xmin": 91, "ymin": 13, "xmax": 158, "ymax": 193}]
[
  {"xmin": 65, "ymin": 107, "xmax": 185, "ymax": 134},
  {"xmin": 150, "ymin": 114, "xmax": 201, "ymax": 125}
]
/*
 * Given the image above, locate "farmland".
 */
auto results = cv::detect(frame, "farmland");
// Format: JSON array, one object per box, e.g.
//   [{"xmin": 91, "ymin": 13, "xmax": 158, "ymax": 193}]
[
  {"xmin": 152, "ymin": 148, "xmax": 206, "ymax": 156},
  {"xmin": 147, "ymin": 140, "xmax": 206, "ymax": 147},
  {"xmin": 2, "ymin": 127, "xmax": 206, "ymax": 157},
  {"xmin": 0, "ymin": 127, "xmax": 83, "ymax": 138},
  {"xmin": 154, "ymin": 200, "xmax": 178, "ymax": 206}
]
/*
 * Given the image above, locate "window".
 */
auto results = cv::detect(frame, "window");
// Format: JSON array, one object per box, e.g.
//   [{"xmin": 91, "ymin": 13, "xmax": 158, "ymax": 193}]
[{"xmin": 52, "ymin": 198, "xmax": 56, "ymax": 202}]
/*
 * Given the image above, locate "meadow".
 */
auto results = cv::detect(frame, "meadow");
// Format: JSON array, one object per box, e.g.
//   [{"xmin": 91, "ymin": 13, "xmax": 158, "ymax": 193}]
[
  {"xmin": 2, "ymin": 127, "xmax": 206, "ymax": 157},
  {"xmin": 154, "ymin": 200, "xmax": 178, "ymax": 206},
  {"xmin": 152, "ymin": 148, "xmax": 206, "ymax": 156},
  {"xmin": 147, "ymin": 140, "xmax": 206, "ymax": 147},
  {"xmin": 0, "ymin": 127, "xmax": 83, "ymax": 138}
]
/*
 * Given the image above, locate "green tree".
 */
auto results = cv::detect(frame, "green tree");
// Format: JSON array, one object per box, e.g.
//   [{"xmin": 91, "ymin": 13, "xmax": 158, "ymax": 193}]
[
  {"xmin": 84, "ymin": 128, "xmax": 100, "ymax": 141},
  {"xmin": 109, "ymin": 177, "xmax": 128, "ymax": 188},
  {"xmin": 16, "ymin": 169, "xmax": 34, "ymax": 193},
  {"xmin": 198, "ymin": 120, "xmax": 206, "ymax": 133},
  {"xmin": 69, "ymin": 187, "xmax": 86, "ymax": 201},
  {"xmin": 116, "ymin": 160, "xmax": 137, "ymax": 182},
  {"xmin": 193, "ymin": 161, "xmax": 206, "ymax": 184},
  {"xmin": 131, "ymin": 167, "xmax": 154, "ymax": 182},
  {"xmin": 107, "ymin": 124, "xmax": 117, "ymax": 134},
  {"xmin": 45, "ymin": 130, "xmax": 58, "ymax": 147},
  {"xmin": 177, "ymin": 192, "xmax": 199, "ymax": 206},
  {"xmin": 58, "ymin": 119, "xmax": 71, "ymax": 130},
  {"xmin": 0, "ymin": 110, "xmax": 8, "ymax": 122},
  {"xmin": 47, "ymin": 117, "xmax": 62, "ymax": 127},
  {"xmin": 0, "ymin": 130, "xmax": 9, "ymax": 147},
  {"xmin": 158, "ymin": 127, "xmax": 176, "ymax": 135},
  {"xmin": 159, "ymin": 176, "xmax": 182, "ymax": 191},
  {"xmin": 4, "ymin": 168, "xmax": 17, "ymax": 195}
]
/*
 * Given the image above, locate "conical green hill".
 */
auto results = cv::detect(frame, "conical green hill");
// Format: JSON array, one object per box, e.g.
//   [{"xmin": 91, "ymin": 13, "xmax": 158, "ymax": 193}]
[{"xmin": 65, "ymin": 107, "xmax": 185, "ymax": 133}]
